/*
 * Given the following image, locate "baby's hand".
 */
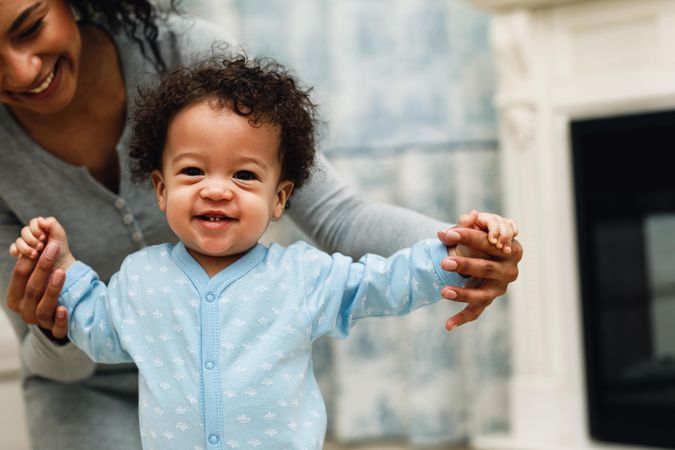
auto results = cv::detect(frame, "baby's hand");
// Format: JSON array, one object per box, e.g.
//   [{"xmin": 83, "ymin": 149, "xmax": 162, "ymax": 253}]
[
  {"xmin": 9, "ymin": 217, "xmax": 75, "ymax": 270},
  {"xmin": 457, "ymin": 209, "xmax": 518, "ymax": 254},
  {"xmin": 10, "ymin": 217, "xmax": 49, "ymax": 260}
]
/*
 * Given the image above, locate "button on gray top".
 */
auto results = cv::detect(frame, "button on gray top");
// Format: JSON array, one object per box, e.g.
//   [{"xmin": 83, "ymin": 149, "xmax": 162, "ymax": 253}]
[
  {"xmin": 114, "ymin": 198, "xmax": 126, "ymax": 209},
  {"xmin": 122, "ymin": 213, "xmax": 134, "ymax": 225},
  {"xmin": 131, "ymin": 231, "xmax": 143, "ymax": 243}
]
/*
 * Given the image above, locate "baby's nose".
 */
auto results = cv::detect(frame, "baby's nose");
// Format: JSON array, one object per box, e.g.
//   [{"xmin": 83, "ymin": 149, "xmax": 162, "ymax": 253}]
[{"xmin": 200, "ymin": 183, "xmax": 234, "ymax": 201}]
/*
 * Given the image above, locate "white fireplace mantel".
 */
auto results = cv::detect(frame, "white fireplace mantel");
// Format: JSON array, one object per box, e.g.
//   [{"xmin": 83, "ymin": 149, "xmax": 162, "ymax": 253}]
[{"xmin": 469, "ymin": 0, "xmax": 675, "ymax": 449}]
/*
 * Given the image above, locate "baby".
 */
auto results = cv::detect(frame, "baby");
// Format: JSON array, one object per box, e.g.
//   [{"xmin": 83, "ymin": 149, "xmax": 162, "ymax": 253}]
[{"xmin": 11, "ymin": 54, "xmax": 517, "ymax": 450}]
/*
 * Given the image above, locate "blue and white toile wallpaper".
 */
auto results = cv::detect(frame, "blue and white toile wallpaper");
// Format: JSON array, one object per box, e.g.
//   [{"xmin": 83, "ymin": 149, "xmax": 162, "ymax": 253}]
[{"xmin": 179, "ymin": 0, "xmax": 509, "ymax": 444}]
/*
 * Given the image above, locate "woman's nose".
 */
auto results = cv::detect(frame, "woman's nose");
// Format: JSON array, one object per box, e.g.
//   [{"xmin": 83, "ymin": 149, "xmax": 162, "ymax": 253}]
[
  {"xmin": 200, "ymin": 182, "xmax": 235, "ymax": 201},
  {"xmin": 1, "ymin": 50, "xmax": 41, "ymax": 90}
]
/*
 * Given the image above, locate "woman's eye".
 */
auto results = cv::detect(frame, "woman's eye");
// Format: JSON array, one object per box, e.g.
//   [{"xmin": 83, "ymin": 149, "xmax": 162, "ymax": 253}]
[
  {"xmin": 180, "ymin": 167, "xmax": 203, "ymax": 176},
  {"xmin": 234, "ymin": 171, "xmax": 256, "ymax": 181},
  {"xmin": 19, "ymin": 19, "xmax": 44, "ymax": 39}
]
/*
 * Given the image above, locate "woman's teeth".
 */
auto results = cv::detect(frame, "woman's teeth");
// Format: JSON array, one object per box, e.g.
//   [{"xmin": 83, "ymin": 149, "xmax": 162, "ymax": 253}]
[{"xmin": 28, "ymin": 68, "xmax": 55, "ymax": 94}]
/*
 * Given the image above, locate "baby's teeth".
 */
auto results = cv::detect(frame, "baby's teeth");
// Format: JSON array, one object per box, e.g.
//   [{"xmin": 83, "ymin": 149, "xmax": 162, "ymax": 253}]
[{"xmin": 28, "ymin": 69, "xmax": 55, "ymax": 94}]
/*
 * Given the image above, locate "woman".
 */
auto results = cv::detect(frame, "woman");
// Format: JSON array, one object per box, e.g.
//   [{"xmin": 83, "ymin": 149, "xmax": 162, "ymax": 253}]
[{"xmin": 0, "ymin": 1, "xmax": 521, "ymax": 449}]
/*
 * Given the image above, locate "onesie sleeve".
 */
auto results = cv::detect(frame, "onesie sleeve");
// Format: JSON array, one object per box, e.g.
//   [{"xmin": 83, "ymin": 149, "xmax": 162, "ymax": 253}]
[
  {"xmin": 60, "ymin": 261, "xmax": 133, "ymax": 364},
  {"xmin": 303, "ymin": 239, "xmax": 466, "ymax": 340}
]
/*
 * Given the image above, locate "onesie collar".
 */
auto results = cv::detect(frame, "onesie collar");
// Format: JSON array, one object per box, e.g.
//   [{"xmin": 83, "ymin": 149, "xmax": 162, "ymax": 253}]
[{"xmin": 171, "ymin": 242, "xmax": 268, "ymax": 295}]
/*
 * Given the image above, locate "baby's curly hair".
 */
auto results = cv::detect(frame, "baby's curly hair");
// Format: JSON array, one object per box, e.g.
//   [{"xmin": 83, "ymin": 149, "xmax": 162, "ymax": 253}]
[{"xmin": 129, "ymin": 54, "xmax": 318, "ymax": 191}]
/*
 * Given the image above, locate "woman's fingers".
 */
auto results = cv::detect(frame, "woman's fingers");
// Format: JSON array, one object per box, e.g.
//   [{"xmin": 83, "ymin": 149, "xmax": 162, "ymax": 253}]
[
  {"xmin": 442, "ymin": 254, "xmax": 514, "ymax": 283},
  {"xmin": 445, "ymin": 302, "xmax": 489, "ymax": 330},
  {"xmin": 439, "ymin": 228, "xmax": 512, "ymax": 258},
  {"xmin": 442, "ymin": 278, "xmax": 503, "ymax": 303},
  {"xmin": 51, "ymin": 306, "xmax": 69, "ymax": 340},
  {"xmin": 6, "ymin": 255, "xmax": 37, "ymax": 313},
  {"xmin": 35, "ymin": 269, "xmax": 65, "ymax": 330},
  {"xmin": 442, "ymin": 280, "xmax": 501, "ymax": 329},
  {"xmin": 6, "ymin": 242, "xmax": 67, "ymax": 338},
  {"xmin": 19, "ymin": 243, "xmax": 60, "ymax": 324}
]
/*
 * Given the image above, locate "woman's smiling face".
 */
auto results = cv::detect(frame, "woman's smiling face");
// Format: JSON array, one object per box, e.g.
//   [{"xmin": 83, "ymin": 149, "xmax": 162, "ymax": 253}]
[{"xmin": 0, "ymin": 0, "xmax": 81, "ymax": 115}]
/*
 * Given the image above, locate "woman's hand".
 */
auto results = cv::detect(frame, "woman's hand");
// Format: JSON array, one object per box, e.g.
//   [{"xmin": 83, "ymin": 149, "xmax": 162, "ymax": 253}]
[
  {"xmin": 437, "ymin": 227, "xmax": 522, "ymax": 330},
  {"xmin": 6, "ymin": 242, "xmax": 69, "ymax": 339}
]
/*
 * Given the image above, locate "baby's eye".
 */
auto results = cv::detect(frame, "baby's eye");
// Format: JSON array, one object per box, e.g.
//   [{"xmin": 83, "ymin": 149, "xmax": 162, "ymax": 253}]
[
  {"xmin": 180, "ymin": 167, "xmax": 204, "ymax": 176},
  {"xmin": 234, "ymin": 170, "xmax": 257, "ymax": 181}
]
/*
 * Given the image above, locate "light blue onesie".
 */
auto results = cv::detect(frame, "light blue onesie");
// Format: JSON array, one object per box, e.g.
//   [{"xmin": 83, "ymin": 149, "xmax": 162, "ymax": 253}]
[{"xmin": 60, "ymin": 239, "xmax": 465, "ymax": 450}]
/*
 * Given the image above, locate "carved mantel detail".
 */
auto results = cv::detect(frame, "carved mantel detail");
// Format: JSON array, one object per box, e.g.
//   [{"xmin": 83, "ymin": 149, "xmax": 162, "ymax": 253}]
[{"xmin": 491, "ymin": 11, "xmax": 537, "ymax": 152}]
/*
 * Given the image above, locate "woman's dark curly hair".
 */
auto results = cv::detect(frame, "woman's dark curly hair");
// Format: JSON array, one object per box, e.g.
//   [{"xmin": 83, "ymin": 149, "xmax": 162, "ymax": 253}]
[
  {"xmin": 129, "ymin": 54, "xmax": 319, "ymax": 192},
  {"xmin": 68, "ymin": 0, "xmax": 181, "ymax": 71}
]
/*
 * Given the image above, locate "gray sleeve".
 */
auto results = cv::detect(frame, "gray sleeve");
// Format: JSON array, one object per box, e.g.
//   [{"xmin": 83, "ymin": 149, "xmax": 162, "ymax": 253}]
[
  {"xmin": 0, "ymin": 201, "xmax": 95, "ymax": 382},
  {"xmin": 287, "ymin": 153, "xmax": 451, "ymax": 258},
  {"xmin": 20, "ymin": 326, "xmax": 96, "ymax": 381}
]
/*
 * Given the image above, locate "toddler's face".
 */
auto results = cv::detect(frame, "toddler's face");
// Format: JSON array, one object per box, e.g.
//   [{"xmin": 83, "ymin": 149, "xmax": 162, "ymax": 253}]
[{"xmin": 152, "ymin": 100, "xmax": 293, "ymax": 272}]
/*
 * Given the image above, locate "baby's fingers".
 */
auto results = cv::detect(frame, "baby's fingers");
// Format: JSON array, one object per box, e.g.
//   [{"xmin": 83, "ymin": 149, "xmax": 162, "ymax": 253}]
[
  {"xmin": 29, "ymin": 217, "xmax": 46, "ymax": 246},
  {"xmin": 482, "ymin": 214, "xmax": 502, "ymax": 248},
  {"xmin": 497, "ymin": 218, "xmax": 519, "ymax": 254},
  {"xmin": 52, "ymin": 306, "xmax": 69, "ymax": 340},
  {"xmin": 13, "ymin": 237, "xmax": 39, "ymax": 259},
  {"xmin": 21, "ymin": 221, "xmax": 44, "ymax": 250}
]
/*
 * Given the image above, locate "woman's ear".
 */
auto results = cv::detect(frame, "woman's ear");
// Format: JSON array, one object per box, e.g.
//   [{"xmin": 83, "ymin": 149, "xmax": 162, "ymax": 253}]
[
  {"xmin": 151, "ymin": 170, "xmax": 167, "ymax": 211},
  {"xmin": 272, "ymin": 180, "xmax": 294, "ymax": 220}
]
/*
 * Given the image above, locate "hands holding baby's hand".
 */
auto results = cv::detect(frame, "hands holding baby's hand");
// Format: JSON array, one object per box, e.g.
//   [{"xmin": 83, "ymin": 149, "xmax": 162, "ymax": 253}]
[
  {"xmin": 436, "ymin": 210, "xmax": 521, "ymax": 330},
  {"xmin": 6, "ymin": 217, "xmax": 74, "ymax": 338},
  {"xmin": 9, "ymin": 216, "xmax": 75, "ymax": 271}
]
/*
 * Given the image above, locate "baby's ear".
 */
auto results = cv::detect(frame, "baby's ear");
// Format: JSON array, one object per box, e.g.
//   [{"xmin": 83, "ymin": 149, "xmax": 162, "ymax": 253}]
[
  {"xmin": 151, "ymin": 170, "xmax": 167, "ymax": 211},
  {"xmin": 273, "ymin": 180, "xmax": 294, "ymax": 220}
]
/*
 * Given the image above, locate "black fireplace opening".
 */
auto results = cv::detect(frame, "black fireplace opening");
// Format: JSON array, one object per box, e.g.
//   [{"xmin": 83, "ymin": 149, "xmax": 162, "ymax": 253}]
[{"xmin": 572, "ymin": 110, "xmax": 675, "ymax": 449}]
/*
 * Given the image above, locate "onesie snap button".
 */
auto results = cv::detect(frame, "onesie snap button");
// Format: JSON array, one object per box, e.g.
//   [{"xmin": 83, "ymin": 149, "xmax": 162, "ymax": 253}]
[
  {"xmin": 208, "ymin": 434, "xmax": 219, "ymax": 444},
  {"xmin": 204, "ymin": 360, "xmax": 215, "ymax": 370},
  {"xmin": 205, "ymin": 293, "xmax": 215, "ymax": 302}
]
